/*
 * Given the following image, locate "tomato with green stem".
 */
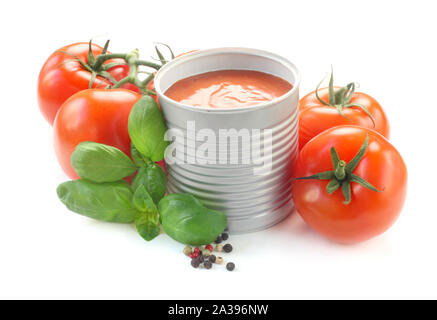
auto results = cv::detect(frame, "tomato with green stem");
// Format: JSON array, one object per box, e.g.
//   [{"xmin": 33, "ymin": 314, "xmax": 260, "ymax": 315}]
[
  {"xmin": 292, "ymin": 125, "xmax": 407, "ymax": 244},
  {"xmin": 50, "ymin": 42, "xmax": 174, "ymax": 177},
  {"xmin": 38, "ymin": 41, "xmax": 143, "ymax": 125},
  {"xmin": 298, "ymin": 70, "xmax": 390, "ymax": 150}
]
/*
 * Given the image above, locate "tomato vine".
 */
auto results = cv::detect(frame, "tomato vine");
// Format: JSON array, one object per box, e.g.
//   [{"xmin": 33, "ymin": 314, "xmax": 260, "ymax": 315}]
[{"xmin": 59, "ymin": 40, "xmax": 174, "ymax": 96}]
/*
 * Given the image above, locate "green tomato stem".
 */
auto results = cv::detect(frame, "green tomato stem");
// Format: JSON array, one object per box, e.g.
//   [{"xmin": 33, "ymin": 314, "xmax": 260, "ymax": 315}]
[
  {"xmin": 295, "ymin": 134, "xmax": 383, "ymax": 205},
  {"xmin": 74, "ymin": 39, "xmax": 172, "ymax": 97},
  {"xmin": 93, "ymin": 53, "xmax": 128, "ymax": 70},
  {"xmin": 334, "ymin": 160, "xmax": 347, "ymax": 180},
  {"xmin": 314, "ymin": 68, "xmax": 375, "ymax": 127},
  {"xmin": 136, "ymin": 59, "xmax": 162, "ymax": 70}
]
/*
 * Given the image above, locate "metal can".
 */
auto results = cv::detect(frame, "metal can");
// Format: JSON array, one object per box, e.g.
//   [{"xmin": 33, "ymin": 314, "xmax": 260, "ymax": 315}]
[{"xmin": 154, "ymin": 48, "xmax": 300, "ymax": 233}]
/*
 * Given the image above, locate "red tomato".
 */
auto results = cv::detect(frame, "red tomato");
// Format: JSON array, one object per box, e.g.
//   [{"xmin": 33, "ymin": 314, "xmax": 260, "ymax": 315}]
[
  {"xmin": 299, "ymin": 86, "xmax": 390, "ymax": 150},
  {"xmin": 53, "ymin": 89, "xmax": 142, "ymax": 179},
  {"xmin": 38, "ymin": 42, "xmax": 140, "ymax": 125},
  {"xmin": 292, "ymin": 125, "xmax": 407, "ymax": 244}
]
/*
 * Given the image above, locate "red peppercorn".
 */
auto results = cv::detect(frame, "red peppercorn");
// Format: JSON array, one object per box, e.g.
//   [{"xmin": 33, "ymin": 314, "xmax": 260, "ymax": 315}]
[
  {"xmin": 190, "ymin": 252, "xmax": 199, "ymax": 259},
  {"xmin": 205, "ymin": 244, "xmax": 213, "ymax": 252},
  {"xmin": 194, "ymin": 247, "xmax": 200, "ymax": 254}
]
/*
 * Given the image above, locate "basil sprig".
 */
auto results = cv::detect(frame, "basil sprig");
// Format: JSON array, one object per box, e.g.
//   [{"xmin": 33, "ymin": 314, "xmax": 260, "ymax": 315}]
[{"xmin": 56, "ymin": 95, "xmax": 227, "ymax": 246}]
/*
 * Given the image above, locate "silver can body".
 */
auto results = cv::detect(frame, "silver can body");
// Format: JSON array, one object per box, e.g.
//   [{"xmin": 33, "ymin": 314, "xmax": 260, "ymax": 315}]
[{"xmin": 154, "ymin": 48, "xmax": 300, "ymax": 233}]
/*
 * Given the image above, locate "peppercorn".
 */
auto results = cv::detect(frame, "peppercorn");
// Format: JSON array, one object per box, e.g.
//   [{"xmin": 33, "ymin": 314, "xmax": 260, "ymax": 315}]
[
  {"xmin": 204, "ymin": 261, "xmax": 212, "ymax": 269},
  {"xmin": 216, "ymin": 256, "xmax": 224, "ymax": 264},
  {"xmin": 202, "ymin": 250, "xmax": 211, "ymax": 257},
  {"xmin": 209, "ymin": 255, "xmax": 216, "ymax": 263},
  {"xmin": 205, "ymin": 244, "xmax": 213, "ymax": 252},
  {"xmin": 191, "ymin": 259, "xmax": 200, "ymax": 268},
  {"xmin": 223, "ymin": 244, "xmax": 233, "ymax": 253},
  {"xmin": 183, "ymin": 245, "xmax": 192, "ymax": 256},
  {"xmin": 226, "ymin": 262, "xmax": 235, "ymax": 271},
  {"xmin": 215, "ymin": 244, "xmax": 223, "ymax": 252},
  {"xmin": 194, "ymin": 247, "xmax": 200, "ymax": 254},
  {"xmin": 190, "ymin": 251, "xmax": 199, "ymax": 259},
  {"xmin": 199, "ymin": 255, "xmax": 205, "ymax": 263},
  {"xmin": 215, "ymin": 235, "xmax": 222, "ymax": 244},
  {"xmin": 221, "ymin": 233, "xmax": 229, "ymax": 241}
]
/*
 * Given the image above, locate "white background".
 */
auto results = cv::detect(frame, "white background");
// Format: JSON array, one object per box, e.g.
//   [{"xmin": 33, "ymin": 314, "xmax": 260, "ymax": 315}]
[{"xmin": 1, "ymin": 0, "xmax": 436, "ymax": 299}]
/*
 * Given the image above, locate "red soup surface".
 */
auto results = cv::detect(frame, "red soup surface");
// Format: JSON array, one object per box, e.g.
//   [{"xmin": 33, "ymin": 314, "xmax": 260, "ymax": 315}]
[{"xmin": 165, "ymin": 70, "xmax": 292, "ymax": 108}]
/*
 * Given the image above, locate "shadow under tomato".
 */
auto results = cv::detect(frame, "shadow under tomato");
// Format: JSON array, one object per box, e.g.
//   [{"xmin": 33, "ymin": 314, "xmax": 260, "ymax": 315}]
[{"xmin": 272, "ymin": 208, "xmax": 395, "ymax": 251}]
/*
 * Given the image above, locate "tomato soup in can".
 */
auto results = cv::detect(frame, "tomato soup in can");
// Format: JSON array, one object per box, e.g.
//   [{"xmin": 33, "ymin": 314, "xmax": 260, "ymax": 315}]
[{"xmin": 154, "ymin": 48, "xmax": 300, "ymax": 233}]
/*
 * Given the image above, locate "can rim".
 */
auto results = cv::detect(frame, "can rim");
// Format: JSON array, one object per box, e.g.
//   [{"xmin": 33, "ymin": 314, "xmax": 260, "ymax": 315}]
[{"xmin": 154, "ymin": 47, "xmax": 301, "ymax": 114}]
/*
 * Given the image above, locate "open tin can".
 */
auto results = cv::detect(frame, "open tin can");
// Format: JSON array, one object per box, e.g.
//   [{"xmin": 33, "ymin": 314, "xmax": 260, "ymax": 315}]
[{"xmin": 154, "ymin": 48, "xmax": 300, "ymax": 233}]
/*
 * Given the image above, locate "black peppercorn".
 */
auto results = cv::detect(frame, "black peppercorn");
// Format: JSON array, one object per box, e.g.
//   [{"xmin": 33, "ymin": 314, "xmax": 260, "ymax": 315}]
[
  {"xmin": 204, "ymin": 261, "xmax": 212, "ymax": 269},
  {"xmin": 226, "ymin": 262, "xmax": 235, "ymax": 271},
  {"xmin": 215, "ymin": 235, "xmax": 222, "ymax": 244},
  {"xmin": 221, "ymin": 233, "xmax": 229, "ymax": 240},
  {"xmin": 223, "ymin": 244, "xmax": 233, "ymax": 253},
  {"xmin": 209, "ymin": 255, "xmax": 216, "ymax": 263},
  {"xmin": 199, "ymin": 255, "xmax": 204, "ymax": 263},
  {"xmin": 191, "ymin": 258, "xmax": 200, "ymax": 268}
]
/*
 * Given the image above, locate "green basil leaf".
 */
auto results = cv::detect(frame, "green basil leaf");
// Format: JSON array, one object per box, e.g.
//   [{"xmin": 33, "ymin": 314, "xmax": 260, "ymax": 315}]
[
  {"xmin": 135, "ymin": 212, "xmax": 160, "ymax": 241},
  {"xmin": 132, "ymin": 164, "xmax": 166, "ymax": 204},
  {"xmin": 158, "ymin": 193, "xmax": 227, "ymax": 245},
  {"xmin": 57, "ymin": 180, "xmax": 138, "ymax": 223},
  {"xmin": 71, "ymin": 142, "xmax": 137, "ymax": 183},
  {"xmin": 132, "ymin": 185, "xmax": 159, "ymax": 214},
  {"xmin": 128, "ymin": 96, "xmax": 169, "ymax": 162},
  {"xmin": 133, "ymin": 185, "xmax": 160, "ymax": 241}
]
